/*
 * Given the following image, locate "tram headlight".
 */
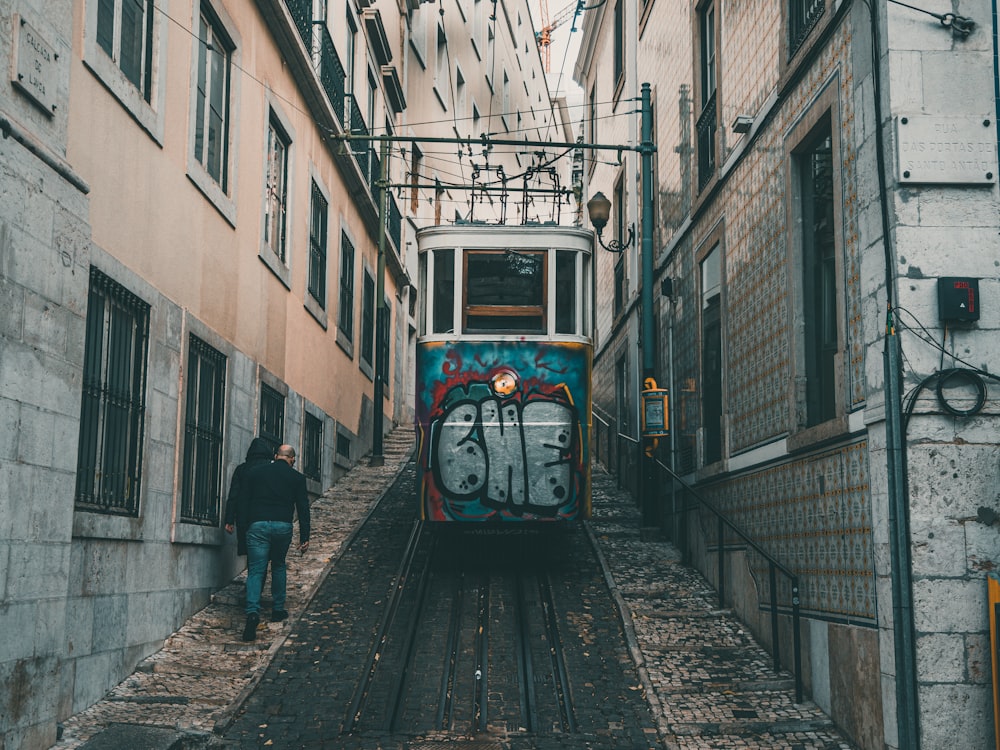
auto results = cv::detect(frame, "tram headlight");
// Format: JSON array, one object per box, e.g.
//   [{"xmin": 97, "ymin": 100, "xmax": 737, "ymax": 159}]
[{"xmin": 491, "ymin": 369, "xmax": 519, "ymax": 396}]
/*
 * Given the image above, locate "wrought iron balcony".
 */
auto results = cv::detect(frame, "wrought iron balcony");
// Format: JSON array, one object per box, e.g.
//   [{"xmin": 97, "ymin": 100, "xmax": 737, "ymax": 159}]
[
  {"xmin": 789, "ymin": 0, "xmax": 824, "ymax": 57},
  {"xmin": 386, "ymin": 192, "xmax": 401, "ymax": 250}
]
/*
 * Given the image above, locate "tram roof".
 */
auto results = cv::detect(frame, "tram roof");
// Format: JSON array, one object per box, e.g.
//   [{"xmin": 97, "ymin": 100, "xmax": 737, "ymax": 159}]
[{"xmin": 415, "ymin": 222, "xmax": 595, "ymax": 251}]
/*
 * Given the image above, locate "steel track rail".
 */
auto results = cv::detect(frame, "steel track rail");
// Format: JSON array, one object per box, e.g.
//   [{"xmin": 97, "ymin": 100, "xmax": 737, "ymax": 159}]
[
  {"xmin": 538, "ymin": 571, "xmax": 577, "ymax": 733},
  {"xmin": 343, "ymin": 519, "xmax": 425, "ymax": 732},
  {"xmin": 435, "ymin": 569, "xmax": 465, "ymax": 731}
]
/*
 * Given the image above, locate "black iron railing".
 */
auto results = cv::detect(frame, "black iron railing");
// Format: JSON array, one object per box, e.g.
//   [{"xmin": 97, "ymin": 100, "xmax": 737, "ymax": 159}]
[
  {"xmin": 386, "ymin": 192, "xmax": 402, "ymax": 250},
  {"xmin": 280, "ymin": 0, "xmax": 398, "ymax": 253},
  {"xmin": 592, "ymin": 411, "xmax": 640, "ymax": 498},
  {"xmin": 316, "ymin": 26, "xmax": 347, "ymax": 121},
  {"xmin": 654, "ymin": 457, "xmax": 803, "ymax": 702},
  {"xmin": 592, "ymin": 409, "xmax": 803, "ymax": 702},
  {"xmin": 789, "ymin": 0, "xmax": 825, "ymax": 57},
  {"xmin": 284, "ymin": 0, "xmax": 312, "ymax": 51}
]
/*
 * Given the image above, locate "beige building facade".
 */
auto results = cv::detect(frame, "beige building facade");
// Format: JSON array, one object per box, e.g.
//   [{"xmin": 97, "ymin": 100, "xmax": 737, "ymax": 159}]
[
  {"xmin": 577, "ymin": 0, "xmax": 999, "ymax": 749},
  {"xmin": 0, "ymin": 0, "xmax": 557, "ymax": 748}
]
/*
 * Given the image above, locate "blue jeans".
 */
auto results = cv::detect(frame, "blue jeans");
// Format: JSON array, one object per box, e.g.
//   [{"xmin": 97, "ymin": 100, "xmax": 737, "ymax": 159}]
[{"xmin": 245, "ymin": 521, "xmax": 293, "ymax": 615}]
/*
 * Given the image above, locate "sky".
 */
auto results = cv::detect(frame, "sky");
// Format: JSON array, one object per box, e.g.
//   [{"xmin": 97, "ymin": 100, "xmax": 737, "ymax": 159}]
[{"xmin": 527, "ymin": 0, "xmax": 586, "ymax": 111}]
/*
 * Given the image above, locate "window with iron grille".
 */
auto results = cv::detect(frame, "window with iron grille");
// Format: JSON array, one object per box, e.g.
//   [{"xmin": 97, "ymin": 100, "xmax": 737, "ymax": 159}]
[
  {"xmin": 308, "ymin": 181, "xmax": 328, "ymax": 307},
  {"xmin": 336, "ymin": 431, "xmax": 351, "ymax": 461},
  {"xmin": 338, "ymin": 231, "xmax": 355, "ymax": 341},
  {"xmin": 96, "ymin": 0, "xmax": 155, "ymax": 100},
  {"xmin": 799, "ymin": 122, "xmax": 837, "ymax": 426},
  {"xmin": 361, "ymin": 269, "xmax": 375, "ymax": 367},
  {"xmin": 789, "ymin": 0, "xmax": 825, "ymax": 59},
  {"xmin": 194, "ymin": 3, "xmax": 233, "ymax": 191},
  {"xmin": 259, "ymin": 384, "xmax": 285, "ymax": 447},
  {"xmin": 264, "ymin": 113, "xmax": 290, "ymax": 263},
  {"xmin": 696, "ymin": 2, "xmax": 717, "ymax": 192},
  {"xmin": 75, "ymin": 267, "xmax": 151, "ymax": 516},
  {"xmin": 180, "ymin": 336, "xmax": 226, "ymax": 525},
  {"xmin": 303, "ymin": 412, "xmax": 322, "ymax": 481}
]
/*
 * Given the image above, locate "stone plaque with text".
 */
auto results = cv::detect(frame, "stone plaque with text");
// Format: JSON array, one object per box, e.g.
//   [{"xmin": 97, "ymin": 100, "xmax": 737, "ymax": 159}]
[
  {"xmin": 12, "ymin": 15, "xmax": 58, "ymax": 116},
  {"xmin": 896, "ymin": 115, "xmax": 996, "ymax": 185}
]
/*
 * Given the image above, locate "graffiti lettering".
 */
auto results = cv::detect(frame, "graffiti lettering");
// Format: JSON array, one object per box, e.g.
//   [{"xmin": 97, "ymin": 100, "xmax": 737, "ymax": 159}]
[{"xmin": 432, "ymin": 394, "xmax": 576, "ymax": 516}]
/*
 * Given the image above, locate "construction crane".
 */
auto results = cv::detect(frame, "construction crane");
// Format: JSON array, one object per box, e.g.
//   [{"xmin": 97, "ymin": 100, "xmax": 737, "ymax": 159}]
[{"xmin": 536, "ymin": 0, "xmax": 581, "ymax": 72}]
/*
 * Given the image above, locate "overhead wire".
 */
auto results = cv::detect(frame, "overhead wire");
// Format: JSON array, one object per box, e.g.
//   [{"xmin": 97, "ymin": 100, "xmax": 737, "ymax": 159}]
[{"xmin": 151, "ymin": 0, "xmax": 625, "ymax": 219}]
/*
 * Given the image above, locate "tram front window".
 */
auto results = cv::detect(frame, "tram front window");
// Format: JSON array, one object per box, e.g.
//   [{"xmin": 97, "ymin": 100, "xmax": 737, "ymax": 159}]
[
  {"xmin": 464, "ymin": 250, "xmax": 545, "ymax": 333},
  {"xmin": 433, "ymin": 248, "xmax": 454, "ymax": 333},
  {"xmin": 555, "ymin": 250, "xmax": 576, "ymax": 334}
]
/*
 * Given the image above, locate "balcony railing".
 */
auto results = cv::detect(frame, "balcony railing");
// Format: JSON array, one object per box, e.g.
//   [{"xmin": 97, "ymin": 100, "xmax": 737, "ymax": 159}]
[
  {"xmin": 368, "ymin": 142, "xmax": 380, "ymax": 194},
  {"xmin": 344, "ymin": 93, "xmax": 367, "ymax": 136},
  {"xmin": 386, "ymin": 192, "xmax": 401, "ymax": 250},
  {"xmin": 316, "ymin": 25, "xmax": 347, "ymax": 120},
  {"xmin": 280, "ymin": 0, "xmax": 399, "ymax": 253},
  {"xmin": 284, "ymin": 0, "xmax": 312, "ymax": 50}
]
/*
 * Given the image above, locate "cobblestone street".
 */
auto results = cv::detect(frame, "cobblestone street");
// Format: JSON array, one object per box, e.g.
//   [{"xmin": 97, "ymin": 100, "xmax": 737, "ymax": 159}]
[{"xmin": 53, "ymin": 429, "xmax": 857, "ymax": 750}]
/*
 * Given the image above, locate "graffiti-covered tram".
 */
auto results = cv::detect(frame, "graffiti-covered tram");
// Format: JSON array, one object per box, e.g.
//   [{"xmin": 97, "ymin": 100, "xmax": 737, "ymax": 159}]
[{"xmin": 415, "ymin": 224, "xmax": 594, "ymax": 524}]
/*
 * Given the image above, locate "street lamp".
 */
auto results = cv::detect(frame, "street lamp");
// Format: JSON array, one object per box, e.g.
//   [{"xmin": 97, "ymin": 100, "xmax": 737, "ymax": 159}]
[{"xmin": 587, "ymin": 191, "xmax": 634, "ymax": 253}]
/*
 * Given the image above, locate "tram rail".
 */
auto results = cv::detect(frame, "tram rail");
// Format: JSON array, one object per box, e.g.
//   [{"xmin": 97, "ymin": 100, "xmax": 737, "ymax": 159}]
[{"xmin": 342, "ymin": 523, "xmax": 582, "ymax": 738}]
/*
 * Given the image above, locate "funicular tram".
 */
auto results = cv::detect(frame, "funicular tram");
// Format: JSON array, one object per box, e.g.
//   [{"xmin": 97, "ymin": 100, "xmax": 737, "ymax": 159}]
[{"xmin": 415, "ymin": 223, "xmax": 594, "ymax": 524}]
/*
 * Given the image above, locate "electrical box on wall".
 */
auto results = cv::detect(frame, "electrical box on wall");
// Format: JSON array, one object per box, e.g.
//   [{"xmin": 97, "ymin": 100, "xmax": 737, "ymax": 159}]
[{"xmin": 937, "ymin": 277, "xmax": 980, "ymax": 322}]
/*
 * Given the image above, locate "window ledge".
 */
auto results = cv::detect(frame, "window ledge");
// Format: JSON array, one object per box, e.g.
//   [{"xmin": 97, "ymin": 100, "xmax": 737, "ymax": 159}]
[
  {"xmin": 73, "ymin": 509, "xmax": 144, "ymax": 541},
  {"xmin": 787, "ymin": 414, "xmax": 850, "ymax": 453},
  {"xmin": 336, "ymin": 328, "xmax": 354, "ymax": 358},
  {"xmin": 359, "ymin": 357, "xmax": 374, "ymax": 380},
  {"xmin": 305, "ymin": 294, "xmax": 328, "ymax": 328},
  {"xmin": 187, "ymin": 161, "xmax": 237, "ymax": 227},
  {"xmin": 259, "ymin": 244, "xmax": 292, "ymax": 288},
  {"xmin": 172, "ymin": 522, "xmax": 225, "ymax": 545}
]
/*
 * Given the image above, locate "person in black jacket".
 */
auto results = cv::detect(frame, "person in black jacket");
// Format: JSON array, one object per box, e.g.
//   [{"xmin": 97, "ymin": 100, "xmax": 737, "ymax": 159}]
[
  {"xmin": 223, "ymin": 437, "xmax": 274, "ymax": 555},
  {"xmin": 239, "ymin": 444, "xmax": 311, "ymax": 641}
]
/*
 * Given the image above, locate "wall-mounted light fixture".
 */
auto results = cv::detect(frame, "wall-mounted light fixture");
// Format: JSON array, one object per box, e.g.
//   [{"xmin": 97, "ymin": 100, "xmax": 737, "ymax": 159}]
[
  {"xmin": 732, "ymin": 115, "xmax": 754, "ymax": 134},
  {"xmin": 586, "ymin": 191, "xmax": 634, "ymax": 253}
]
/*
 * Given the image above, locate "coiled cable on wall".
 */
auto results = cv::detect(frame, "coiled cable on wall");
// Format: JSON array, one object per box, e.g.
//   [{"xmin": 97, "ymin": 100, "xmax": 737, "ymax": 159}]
[{"xmin": 902, "ymin": 366, "xmax": 999, "ymax": 430}]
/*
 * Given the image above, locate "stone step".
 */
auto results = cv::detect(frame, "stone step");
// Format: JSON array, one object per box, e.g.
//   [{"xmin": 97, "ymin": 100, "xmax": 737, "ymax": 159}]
[
  {"xmin": 655, "ymin": 676, "xmax": 797, "ymax": 694},
  {"xmin": 668, "ymin": 716, "xmax": 837, "ymax": 737}
]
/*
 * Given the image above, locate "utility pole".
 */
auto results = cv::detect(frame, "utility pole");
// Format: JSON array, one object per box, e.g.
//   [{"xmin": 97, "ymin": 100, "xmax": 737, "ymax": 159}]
[
  {"xmin": 370, "ymin": 139, "xmax": 388, "ymax": 467},
  {"xmin": 639, "ymin": 82, "xmax": 659, "ymax": 529}
]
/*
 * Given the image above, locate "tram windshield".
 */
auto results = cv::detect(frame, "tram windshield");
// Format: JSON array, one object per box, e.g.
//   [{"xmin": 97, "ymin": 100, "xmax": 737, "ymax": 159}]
[{"xmin": 464, "ymin": 250, "xmax": 545, "ymax": 332}]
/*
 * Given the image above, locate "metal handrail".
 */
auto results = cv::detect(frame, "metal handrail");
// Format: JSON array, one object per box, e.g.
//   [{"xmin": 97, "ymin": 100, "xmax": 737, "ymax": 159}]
[{"xmin": 654, "ymin": 457, "xmax": 802, "ymax": 703}]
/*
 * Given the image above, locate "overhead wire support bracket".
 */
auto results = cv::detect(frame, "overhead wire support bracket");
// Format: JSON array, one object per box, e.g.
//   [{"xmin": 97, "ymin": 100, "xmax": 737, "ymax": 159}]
[{"xmin": 332, "ymin": 131, "xmax": 654, "ymax": 156}]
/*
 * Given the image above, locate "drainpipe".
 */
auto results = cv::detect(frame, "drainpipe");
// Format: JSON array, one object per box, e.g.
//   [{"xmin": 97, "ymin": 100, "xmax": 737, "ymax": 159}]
[{"xmin": 867, "ymin": 1, "xmax": 920, "ymax": 746}]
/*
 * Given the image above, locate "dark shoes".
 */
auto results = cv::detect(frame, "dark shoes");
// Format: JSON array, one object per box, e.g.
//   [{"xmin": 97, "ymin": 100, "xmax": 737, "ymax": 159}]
[
  {"xmin": 242, "ymin": 613, "xmax": 260, "ymax": 641},
  {"xmin": 241, "ymin": 610, "xmax": 285, "ymax": 640}
]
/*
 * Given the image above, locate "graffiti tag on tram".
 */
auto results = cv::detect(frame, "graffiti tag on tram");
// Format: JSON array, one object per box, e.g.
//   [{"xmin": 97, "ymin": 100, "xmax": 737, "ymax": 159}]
[{"xmin": 429, "ymin": 379, "xmax": 579, "ymax": 518}]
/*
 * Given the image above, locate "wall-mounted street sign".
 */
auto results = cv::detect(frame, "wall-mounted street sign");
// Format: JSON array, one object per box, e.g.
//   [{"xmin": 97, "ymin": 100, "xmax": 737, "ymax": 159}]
[
  {"xmin": 896, "ymin": 115, "xmax": 997, "ymax": 185},
  {"xmin": 12, "ymin": 15, "xmax": 58, "ymax": 116}
]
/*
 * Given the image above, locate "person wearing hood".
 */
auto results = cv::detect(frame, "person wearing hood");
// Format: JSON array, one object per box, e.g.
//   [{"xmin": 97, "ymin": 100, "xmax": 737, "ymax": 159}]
[{"xmin": 224, "ymin": 437, "xmax": 275, "ymax": 555}]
